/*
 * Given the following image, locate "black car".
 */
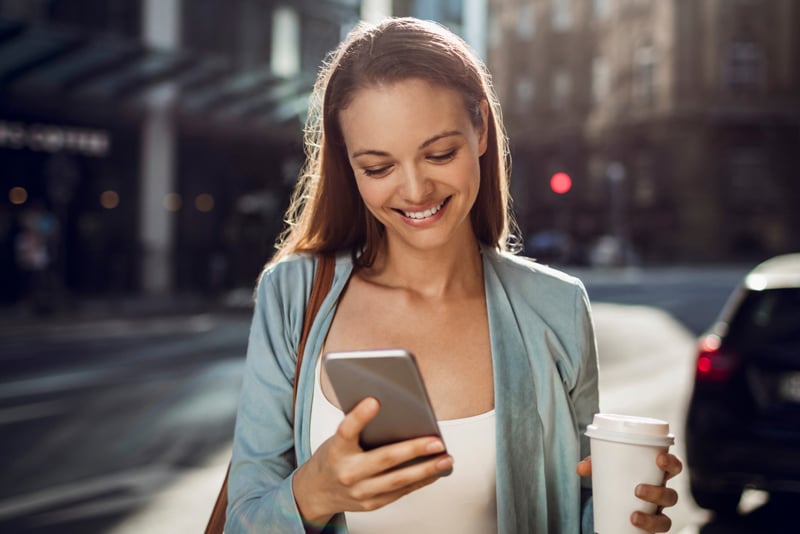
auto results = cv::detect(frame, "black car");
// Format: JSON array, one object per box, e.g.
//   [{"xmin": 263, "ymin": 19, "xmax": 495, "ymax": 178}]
[{"xmin": 686, "ymin": 253, "xmax": 800, "ymax": 514}]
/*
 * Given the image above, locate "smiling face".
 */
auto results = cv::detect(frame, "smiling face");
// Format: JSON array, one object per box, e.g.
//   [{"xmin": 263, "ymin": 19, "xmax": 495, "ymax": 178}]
[{"xmin": 339, "ymin": 78, "xmax": 488, "ymax": 257}]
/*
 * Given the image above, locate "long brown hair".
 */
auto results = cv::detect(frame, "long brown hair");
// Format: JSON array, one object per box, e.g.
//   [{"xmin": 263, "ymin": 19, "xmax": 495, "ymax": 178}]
[{"xmin": 271, "ymin": 17, "xmax": 516, "ymax": 268}]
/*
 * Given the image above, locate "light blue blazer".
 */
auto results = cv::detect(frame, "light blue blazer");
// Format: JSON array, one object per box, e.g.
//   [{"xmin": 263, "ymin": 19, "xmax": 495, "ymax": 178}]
[{"xmin": 226, "ymin": 247, "xmax": 599, "ymax": 533}]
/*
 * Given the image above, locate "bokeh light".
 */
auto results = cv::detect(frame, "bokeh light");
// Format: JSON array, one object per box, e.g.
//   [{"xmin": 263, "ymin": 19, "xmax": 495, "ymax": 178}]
[
  {"xmin": 195, "ymin": 193, "xmax": 215, "ymax": 212},
  {"xmin": 550, "ymin": 172, "xmax": 572, "ymax": 195},
  {"xmin": 9, "ymin": 186, "xmax": 27, "ymax": 205},
  {"xmin": 100, "ymin": 190, "xmax": 119, "ymax": 209},
  {"xmin": 164, "ymin": 192, "xmax": 182, "ymax": 212}
]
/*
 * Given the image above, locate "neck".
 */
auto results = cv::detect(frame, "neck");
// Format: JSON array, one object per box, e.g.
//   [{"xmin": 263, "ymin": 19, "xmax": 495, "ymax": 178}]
[{"xmin": 363, "ymin": 234, "xmax": 485, "ymax": 299}]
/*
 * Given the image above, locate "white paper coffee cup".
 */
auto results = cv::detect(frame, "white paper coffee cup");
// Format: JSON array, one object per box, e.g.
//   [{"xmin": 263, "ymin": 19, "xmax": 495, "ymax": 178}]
[{"xmin": 585, "ymin": 413, "xmax": 675, "ymax": 534}]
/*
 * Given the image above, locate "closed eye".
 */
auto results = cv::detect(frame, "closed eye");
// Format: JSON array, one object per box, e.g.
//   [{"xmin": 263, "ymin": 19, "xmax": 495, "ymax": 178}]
[
  {"xmin": 363, "ymin": 165, "xmax": 393, "ymax": 177},
  {"xmin": 428, "ymin": 149, "xmax": 457, "ymax": 163}
]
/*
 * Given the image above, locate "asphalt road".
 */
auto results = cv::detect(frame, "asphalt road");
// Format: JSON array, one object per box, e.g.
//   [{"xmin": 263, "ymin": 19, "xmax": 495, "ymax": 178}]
[
  {"xmin": 0, "ymin": 312, "xmax": 249, "ymax": 533},
  {"xmin": 573, "ymin": 264, "xmax": 750, "ymax": 335},
  {"xmin": 1, "ymin": 264, "xmax": 792, "ymax": 533}
]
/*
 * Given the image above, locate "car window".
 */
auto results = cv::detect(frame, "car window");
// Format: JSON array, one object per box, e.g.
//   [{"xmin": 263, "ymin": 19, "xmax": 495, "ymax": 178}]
[{"xmin": 728, "ymin": 288, "xmax": 800, "ymax": 344}]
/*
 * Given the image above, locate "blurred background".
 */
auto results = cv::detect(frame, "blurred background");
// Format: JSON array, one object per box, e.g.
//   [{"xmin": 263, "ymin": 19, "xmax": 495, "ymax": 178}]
[{"xmin": 0, "ymin": 0, "xmax": 797, "ymax": 533}]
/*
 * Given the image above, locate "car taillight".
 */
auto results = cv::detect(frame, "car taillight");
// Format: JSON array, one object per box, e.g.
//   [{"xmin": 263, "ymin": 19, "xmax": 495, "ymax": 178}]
[{"xmin": 695, "ymin": 335, "xmax": 739, "ymax": 382}]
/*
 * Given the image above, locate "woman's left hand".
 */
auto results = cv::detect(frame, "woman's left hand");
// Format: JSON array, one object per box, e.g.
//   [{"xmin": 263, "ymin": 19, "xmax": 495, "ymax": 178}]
[{"xmin": 576, "ymin": 452, "xmax": 683, "ymax": 533}]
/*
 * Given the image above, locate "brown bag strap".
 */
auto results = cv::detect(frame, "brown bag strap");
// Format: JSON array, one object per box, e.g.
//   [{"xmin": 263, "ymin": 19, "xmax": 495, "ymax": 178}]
[
  {"xmin": 294, "ymin": 254, "xmax": 336, "ymax": 407},
  {"xmin": 205, "ymin": 254, "xmax": 336, "ymax": 534}
]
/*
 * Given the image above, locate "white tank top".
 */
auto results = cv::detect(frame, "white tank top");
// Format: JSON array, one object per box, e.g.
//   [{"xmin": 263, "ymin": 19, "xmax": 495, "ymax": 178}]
[{"xmin": 309, "ymin": 356, "xmax": 497, "ymax": 533}]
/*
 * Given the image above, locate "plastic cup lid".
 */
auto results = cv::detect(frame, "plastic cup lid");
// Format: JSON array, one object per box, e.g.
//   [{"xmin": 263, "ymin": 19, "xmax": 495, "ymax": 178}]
[{"xmin": 585, "ymin": 413, "xmax": 675, "ymax": 447}]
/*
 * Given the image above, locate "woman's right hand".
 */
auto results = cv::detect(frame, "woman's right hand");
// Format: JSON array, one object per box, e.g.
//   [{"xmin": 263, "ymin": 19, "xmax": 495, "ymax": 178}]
[{"xmin": 292, "ymin": 397, "xmax": 453, "ymax": 526}]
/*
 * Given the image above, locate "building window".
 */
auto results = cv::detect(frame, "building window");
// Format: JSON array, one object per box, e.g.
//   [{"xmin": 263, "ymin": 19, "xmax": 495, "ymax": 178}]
[
  {"xmin": 516, "ymin": 77, "xmax": 536, "ymax": 110},
  {"xmin": 725, "ymin": 41, "xmax": 764, "ymax": 94},
  {"xmin": 592, "ymin": 56, "xmax": 610, "ymax": 105},
  {"xmin": 633, "ymin": 41, "xmax": 656, "ymax": 105},
  {"xmin": 727, "ymin": 149, "xmax": 774, "ymax": 208},
  {"xmin": 552, "ymin": 0, "xmax": 572, "ymax": 31},
  {"xmin": 551, "ymin": 68, "xmax": 572, "ymax": 110},
  {"xmin": 271, "ymin": 6, "xmax": 300, "ymax": 77},
  {"xmin": 516, "ymin": 3, "xmax": 535, "ymax": 40},
  {"xmin": 633, "ymin": 153, "xmax": 656, "ymax": 206}
]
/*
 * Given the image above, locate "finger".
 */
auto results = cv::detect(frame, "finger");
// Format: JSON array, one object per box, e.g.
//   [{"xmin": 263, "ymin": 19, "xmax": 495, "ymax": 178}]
[
  {"xmin": 364, "ymin": 436, "xmax": 448, "ymax": 475},
  {"xmin": 353, "ymin": 452, "xmax": 453, "ymax": 504},
  {"xmin": 576, "ymin": 456, "xmax": 592, "ymax": 477},
  {"xmin": 656, "ymin": 452, "xmax": 683, "ymax": 481},
  {"xmin": 631, "ymin": 510, "xmax": 672, "ymax": 533},
  {"xmin": 336, "ymin": 397, "xmax": 380, "ymax": 444},
  {"xmin": 635, "ymin": 484, "xmax": 679, "ymax": 508}
]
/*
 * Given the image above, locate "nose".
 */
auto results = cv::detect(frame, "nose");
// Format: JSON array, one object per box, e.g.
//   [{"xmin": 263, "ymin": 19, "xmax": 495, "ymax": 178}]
[{"xmin": 399, "ymin": 164, "xmax": 432, "ymax": 203}]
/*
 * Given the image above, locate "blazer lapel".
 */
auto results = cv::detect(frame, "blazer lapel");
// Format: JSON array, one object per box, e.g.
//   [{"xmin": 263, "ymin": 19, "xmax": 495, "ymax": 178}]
[{"xmin": 483, "ymin": 250, "xmax": 549, "ymax": 533}]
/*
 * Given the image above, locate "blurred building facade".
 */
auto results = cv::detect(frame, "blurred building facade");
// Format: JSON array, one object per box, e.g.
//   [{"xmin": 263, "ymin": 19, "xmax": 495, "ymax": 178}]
[
  {"xmin": 4, "ymin": 0, "xmax": 797, "ymax": 308},
  {"xmin": 488, "ymin": 0, "xmax": 800, "ymax": 264},
  {"xmin": 0, "ymin": 0, "xmax": 361, "ymax": 304},
  {"xmin": 0, "ymin": 0, "xmax": 490, "ymax": 303}
]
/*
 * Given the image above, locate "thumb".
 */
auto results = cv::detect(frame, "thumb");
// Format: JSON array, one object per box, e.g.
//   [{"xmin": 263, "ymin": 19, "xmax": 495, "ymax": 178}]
[{"xmin": 335, "ymin": 397, "xmax": 380, "ymax": 445}]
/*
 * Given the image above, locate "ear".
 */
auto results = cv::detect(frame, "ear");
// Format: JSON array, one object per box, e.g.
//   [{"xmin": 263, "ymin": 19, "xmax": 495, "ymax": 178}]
[{"xmin": 477, "ymin": 99, "xmax": 489, "ymax": 156}]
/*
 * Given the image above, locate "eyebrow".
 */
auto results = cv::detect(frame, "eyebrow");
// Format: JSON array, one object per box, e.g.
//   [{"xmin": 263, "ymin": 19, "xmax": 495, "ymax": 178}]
[{"xmin": 350, "ymin": 130, "xmax": 463, "ymax": 159}]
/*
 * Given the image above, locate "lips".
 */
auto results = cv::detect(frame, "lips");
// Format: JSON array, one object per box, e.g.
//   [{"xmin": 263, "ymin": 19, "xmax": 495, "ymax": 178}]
[{"xmin": 399, "ymin": 196, "xmax": 450, "ymax": 220}]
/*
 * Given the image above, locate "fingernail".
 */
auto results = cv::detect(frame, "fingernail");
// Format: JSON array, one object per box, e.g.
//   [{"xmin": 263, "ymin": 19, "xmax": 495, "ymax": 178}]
[
  {"xmin": 635, "ymin": 484, "xmax": 645, "ymax": 498},
  {"xmin": 631, "ymin": 511, "xmax": 643, "ymax": 526},
  {"xmin": 436, "ymin": 456, "xmax": 453, "ymax": 470},
  {"xmin": 427, "ymin": 440, "xmax": 445, "ymax": 453}
]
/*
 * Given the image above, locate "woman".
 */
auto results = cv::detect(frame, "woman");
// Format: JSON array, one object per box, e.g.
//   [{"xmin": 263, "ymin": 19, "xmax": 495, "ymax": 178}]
[{"xmin": 226, "ymin": 17, "xmax": 681, "ymax": 533}]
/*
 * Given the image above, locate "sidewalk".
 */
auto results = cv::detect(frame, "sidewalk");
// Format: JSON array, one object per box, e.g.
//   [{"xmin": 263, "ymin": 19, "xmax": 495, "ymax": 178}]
[{"xmin": 108, "ymin": 446, "xmax": 231, "ymax": 534}]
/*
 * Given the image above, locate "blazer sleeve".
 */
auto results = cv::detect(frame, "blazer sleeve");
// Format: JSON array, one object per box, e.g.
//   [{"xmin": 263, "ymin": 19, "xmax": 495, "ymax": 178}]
[
  {"xmin": 225, "ymin": 269, "xmax": 306, "ymax": 534},
  {"xmin": 572, "ymin": 281, "xmax": 600, "ymax": 533}
]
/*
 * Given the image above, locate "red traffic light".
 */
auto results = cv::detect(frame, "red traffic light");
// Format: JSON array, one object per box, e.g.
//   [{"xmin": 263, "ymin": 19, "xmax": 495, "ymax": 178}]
[{"xmin": 550, "ymin": 172, "xmax": 572, "ymax": 194}]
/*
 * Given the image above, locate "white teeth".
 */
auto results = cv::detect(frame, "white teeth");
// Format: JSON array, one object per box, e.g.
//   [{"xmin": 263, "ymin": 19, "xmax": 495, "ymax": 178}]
[{"xmin": 403, "ymin": 198, "xmax": 446, "ymax": 220}]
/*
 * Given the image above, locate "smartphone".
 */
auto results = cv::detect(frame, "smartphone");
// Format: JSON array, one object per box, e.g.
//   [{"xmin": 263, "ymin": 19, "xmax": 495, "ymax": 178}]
[{"xmin": 323, "ymin": 348, "xmax": 450, "ymax": 473}]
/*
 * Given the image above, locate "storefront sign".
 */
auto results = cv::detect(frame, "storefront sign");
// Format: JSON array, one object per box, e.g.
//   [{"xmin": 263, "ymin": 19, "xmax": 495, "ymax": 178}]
[{"xmin": 0, "ymin": 120, "xmax": 110, "ymax": 157}]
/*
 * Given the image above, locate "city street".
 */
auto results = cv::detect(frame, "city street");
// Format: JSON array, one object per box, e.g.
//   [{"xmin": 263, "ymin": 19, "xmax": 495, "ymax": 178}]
[
  {"xmin": 0, "ymin": 265, "xmax": 792, "ymax": 533},
  {"xmin": 2, "ymin": 1, "xmax": 797, "ymax": 532}
]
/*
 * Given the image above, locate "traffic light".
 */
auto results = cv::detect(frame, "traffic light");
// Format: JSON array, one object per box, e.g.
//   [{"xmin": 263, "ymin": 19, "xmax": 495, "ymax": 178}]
[{"xmin": 550, "ymin": 172, "xmax": 572, "ymax": 194}]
